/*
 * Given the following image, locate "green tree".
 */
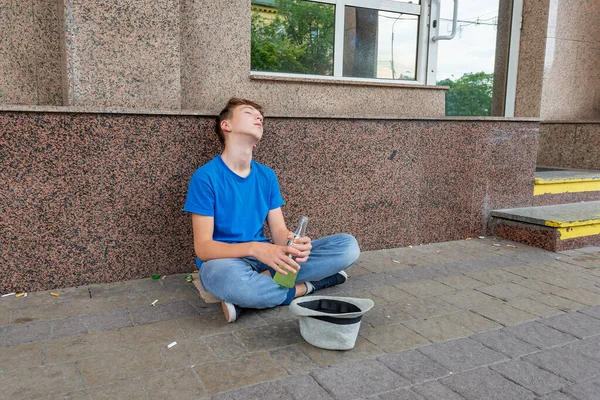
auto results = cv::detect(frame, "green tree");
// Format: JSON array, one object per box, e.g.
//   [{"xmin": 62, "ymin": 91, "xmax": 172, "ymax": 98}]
[
  {"xmin": 437, "ymin": 72, "xmax": 494, "ymax": 116},
  {"xmin": 251, "ymin": 0, "xmax": 335, "ymax": 75}
]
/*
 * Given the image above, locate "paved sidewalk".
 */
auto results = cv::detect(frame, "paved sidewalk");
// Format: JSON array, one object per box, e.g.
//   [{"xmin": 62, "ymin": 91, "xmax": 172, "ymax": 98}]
[{"xmin": 1, "ymin": 238, "xmax": 600, "ymax": 399}]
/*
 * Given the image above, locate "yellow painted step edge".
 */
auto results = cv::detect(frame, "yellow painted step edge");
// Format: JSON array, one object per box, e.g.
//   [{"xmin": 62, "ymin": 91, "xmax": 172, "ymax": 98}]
[
  {"xmin": 534, "ymin": 180, "xmax": 600, "ymax": 195},
  {"xmin": 544, "ymin": 217, "xmax": 600, "ymax": 228},
  {"xmin": 535, "ymin": 177, "xmax": 600, "ymax": 184},
  {"xmin": 557, "ymin": 223, "xmax": 600, "ymax": 240}
]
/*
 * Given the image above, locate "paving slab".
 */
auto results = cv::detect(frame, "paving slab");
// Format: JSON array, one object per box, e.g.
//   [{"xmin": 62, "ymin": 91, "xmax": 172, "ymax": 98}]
[
  {"xmin": 464, "ymin": 269, "xmax": 521, "ymax": 285},
  {"xmin": 0, "ymin": 342, "xmax": 42, "ymax": 370},
  {"xmin": 562, "ymin": 335, "xmax": 600, "ymax": 362},
  {"xmin": 49, "ymin": 316, "xmax": 88, "ymax": 339},
  {"xmin": 580, "ymin": 305, "xmax": 600, "ymax": 319},
  {"xmin": 362, "ymin": 303, "xmax": 414, "ymax": 327},
  {"xmin": 42, "ymin": 330, "xmax": 126, "ymax": 364},
  {"xmin": 64, "ymin": 379, "xmax": 149, "ymax": 400},
  {"xmin": 119, "ymin": 320, "xmax": 186, "ymax": 348},
  {"xmin": 476, "ymin": 282, "xmax": 542, "ymax": 300},
  {"xmin": 195, "ymin": 351, "xmax": 287, "ymax": 393},
  {"xmin": 159, "ymin": 337, "xmax": 217, "ymax": 368},
  {"xmin": 524, "ymin": 346, "xmax": 600, "ymax": 382},
  {"xmin": 378, "ymin": 350, "xmax": 449, "ymax": 384},
  {"xmin": 0, "ymin": 306, "xmax": 8, "ymax": 327},
  {"xmin": 439, "ymin": 367, "xmax": 535, "ymax": 400},
  {"xmin": 278, "ymin": 374, "xmax": 335, "ymax": 400},
  {"xmin": 269, "ymin": 345, "xmax": 318, "ymax": 374},
  {"xmin": 528, "ymin": 293, "xmax": 587, "ymax": 312},
  {"xmin": 298, "ymin": 336, "xmax": 384, "ymax": 367},
  {"xmin": 562, "ymin": 377, "xmax": 600, "ymax": 400},
  {"xmin": 210, "ymin": 380, "xmax": 293, "ymax": 400},
  {"xmin": 436, "ymin": 290, "xmax": 501, "ymax": 309},
  {"xmin": 234, "ymin": 320, "xmax": 303, "ymax": 351},
  {"xmin": 471, "ymin": 329, "xmax": 539, "ymax": 359},
  {"xmin": 394, "ymin": 280, "xmax": 456, "ymax": 298},
  {"xmin": 409, "ymin": 380, "xmax": 464, "ymax": 400},
  {"xmin": 175, "ymin": 311, "xmax": 266, "ymax": 338},
  {"xmin": 540, "ymin": 311, "xmax": 600, "ymax": 339},
  {"xmin": 312, "ymin": 359, "xmax": 409, "ymax": 400},
  {"xmin": 203, "ymin": 332, "xmax": 249, "ymax": 360},
  {"xmin": 81, "ymin": 309, "xmax": 133, "ymax": 333},
  {"xmin": 490, "ymin": 359, "xmax": 569, "ymax": 395},
  {"xmin": 471, "ymin": 303, "xmax": 538, "ymax": 326},
  {"xmin": 141, "ymin": 368, "xmax": 207, "ymax": 400},
  {"xmin": 130, "ymin": 300, "xmax": 199, "ymax": 325},
  {"xmin": 77, "ymin": 346, "xmax": 167, "ymax": 387},
  {"xmin": 0, "ymin": 362, "xmax": 82, "ymax": 399},
  {"xmin": 444, "ymin": 310, "xmax": 503, "ymax": 333},
  {"xmin": 506, "ymin": 298, "xmax": 564, "ymax": 318},
  {"xmin": 361, "ymin": 323, "xmax": 430, "ymax": 353},
  {"xmin": 417, "ymin": 338, "xmax": 507, "ymax": 372},
  {"xmin": 68, "ymin": 297, "xmax": 116, "ymax": 316},
  {"xmin": 552, "ymin": 288, "xmax": 600, "ymax": 306},
  {"xmin": 433, "ymin": 274, "xmax": 487, "ymax": 290},
  {"xmin": 504, "ymin": 321, "xmax": 578, "ymax": 348},
  {"xmin": 538, "ymin": 392, "xmax": 577, "ymax": 400},
  {"xmin": 402, "ymin": 316, "xmax": 471, "ymax": 342},
  {"xmin": 378, "ymin": 388, "xmax": 425, "ymax": 400},
  {"xmin": 513, "ymin": 278, "xmax": 567, "ymax": 294},
  {"xmin": 0, "ymin": 319, "xmax": 52, "ymax": 347}
]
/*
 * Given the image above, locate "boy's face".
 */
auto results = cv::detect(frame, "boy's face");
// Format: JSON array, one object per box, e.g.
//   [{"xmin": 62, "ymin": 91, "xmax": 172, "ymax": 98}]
[{"xmin": 225, "ymin": 105, "xmax": 264, "ymax": 143}]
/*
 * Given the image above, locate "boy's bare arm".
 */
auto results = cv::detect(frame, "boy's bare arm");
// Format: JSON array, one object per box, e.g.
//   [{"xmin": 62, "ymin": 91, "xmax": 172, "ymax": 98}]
[{"xmin": 192, "ymin": 213, "xmax": 301, "ymax": 274}]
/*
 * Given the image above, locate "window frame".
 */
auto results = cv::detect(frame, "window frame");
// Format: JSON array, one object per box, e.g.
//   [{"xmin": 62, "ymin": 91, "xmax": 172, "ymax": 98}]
[{"xmin": 250, "ymin": 0, "xmax": 432, "ymax": 84}]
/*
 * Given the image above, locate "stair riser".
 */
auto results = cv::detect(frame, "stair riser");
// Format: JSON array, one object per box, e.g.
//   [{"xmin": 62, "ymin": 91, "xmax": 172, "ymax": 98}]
[
  {"xmin": 490, "ymin": 217, "xmax": 600, "ymax": 252},
  {"xmin": 534, "ymin": 191, "xmax": 600, "ymax": 206}
]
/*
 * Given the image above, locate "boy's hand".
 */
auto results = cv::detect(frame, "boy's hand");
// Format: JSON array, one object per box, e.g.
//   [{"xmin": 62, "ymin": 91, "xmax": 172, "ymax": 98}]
[
  {"xmin": 288, "ymin": 231, "xmax": 312, "ymax": 263},
  {"xmin": 252, "ymin": 242, "xmax": 302, "ymax": 275}
]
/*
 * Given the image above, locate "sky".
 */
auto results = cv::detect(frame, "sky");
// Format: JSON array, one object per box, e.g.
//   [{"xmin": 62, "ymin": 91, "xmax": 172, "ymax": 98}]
[
  {"xmin": 375, "ymin": 0, "xmax": 499, "ymax": 82},
  {"xmin": 436, "ymin": 0, "xmax": 499, "ymax": 81}
]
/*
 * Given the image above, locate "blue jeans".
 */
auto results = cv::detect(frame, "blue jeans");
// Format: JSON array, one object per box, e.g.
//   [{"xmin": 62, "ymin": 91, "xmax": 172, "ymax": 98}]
[{"xmin": 199, "ymin": 234, "xmax": 360, "ymax": 309}]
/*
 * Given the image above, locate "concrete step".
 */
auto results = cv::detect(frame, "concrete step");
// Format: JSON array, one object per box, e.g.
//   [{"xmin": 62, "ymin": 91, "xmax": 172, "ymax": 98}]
[
  {"xmin": 490, "ymin": 201, "xmax": 600, "ymax": 252},
  {"xmin": 534, "ymin": 169, "xmax": 600, "ymax": 206}
]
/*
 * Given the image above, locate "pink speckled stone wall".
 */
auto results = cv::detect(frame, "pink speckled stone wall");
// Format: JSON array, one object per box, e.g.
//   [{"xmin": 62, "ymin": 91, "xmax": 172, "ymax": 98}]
[
  {"xmin": 0, "ymin": 0, "xmax": 62, "ymax": 105},
  {"xmin": 1, "ymin": 112, "xmax": 538, "ymax": 292},
  {"xmin": 540, "ymin": 0, "xmax": 600, "ymax": 120},
  {"xmin": 515, "ymin": 0, "xmax": 550, "ymax": 118},
  {"xmin": 538, "ymin": 122, "xmax": 600, "ymax": 169},
  {"xmin": 62, "ymin": 0, "xmax": 182, "ymax": 109}
]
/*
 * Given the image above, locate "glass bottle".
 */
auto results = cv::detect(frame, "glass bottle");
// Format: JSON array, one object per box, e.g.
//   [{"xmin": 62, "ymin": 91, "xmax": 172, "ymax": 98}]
[{"xmin": 273, "ymin": 216, "xmax": 309, "ymax": 288}]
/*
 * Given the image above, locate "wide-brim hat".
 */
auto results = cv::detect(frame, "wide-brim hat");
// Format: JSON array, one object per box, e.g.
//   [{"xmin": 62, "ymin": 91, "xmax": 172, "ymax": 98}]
[{"xmin": 290, "ymin": 295, "xmax": 374, "ymax": 350}]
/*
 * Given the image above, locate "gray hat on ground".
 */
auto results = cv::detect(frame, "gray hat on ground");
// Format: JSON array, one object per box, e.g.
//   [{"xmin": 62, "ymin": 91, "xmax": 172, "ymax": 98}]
[{"xmin": 290, "ymin": 295, "xmax": 374, "ymax": 350}]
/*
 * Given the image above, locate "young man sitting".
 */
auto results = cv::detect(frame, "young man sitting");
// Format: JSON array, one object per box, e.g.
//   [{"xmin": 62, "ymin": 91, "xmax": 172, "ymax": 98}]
[{"xmin": 184, "ymin": 98, "xmax": 360, "ymax": 322}]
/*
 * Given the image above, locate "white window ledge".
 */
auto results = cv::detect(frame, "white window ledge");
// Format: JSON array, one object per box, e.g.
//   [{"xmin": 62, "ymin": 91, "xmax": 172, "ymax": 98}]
[{"xmin": 250, "ymin": 71, "xmax": 448, "ymax": 90}]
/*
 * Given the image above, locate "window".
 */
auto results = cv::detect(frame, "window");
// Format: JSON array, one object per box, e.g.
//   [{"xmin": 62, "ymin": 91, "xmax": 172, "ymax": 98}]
[
  {"xmin": 251, "ymin": 0, "xmax": 428, "ymax": 83},
  {"xmin": 250, "ymin": 0, "xmax": 523, "ymax": 116}
]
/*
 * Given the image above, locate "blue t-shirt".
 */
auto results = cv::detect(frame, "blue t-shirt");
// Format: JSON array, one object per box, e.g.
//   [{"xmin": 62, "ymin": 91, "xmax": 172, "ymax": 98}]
[{"xmin": 183, "ymin": 155, "xmax": 285, "ymax": 269}]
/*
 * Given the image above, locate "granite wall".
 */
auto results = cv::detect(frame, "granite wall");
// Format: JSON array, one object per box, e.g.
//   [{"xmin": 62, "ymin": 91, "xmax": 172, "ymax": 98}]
[
  {"xmin": 516, "ymin": 0, "xmax": 600, "ymax": 119},
  {"xmin": 0, "ymin": 0, "xmax": 446, "ymax": 117},
  {"xmin": 1, "ymin": 110, "xmax": 538, "ymax": 292},
  {"xmin": 0, "ymin": 0, "xmax": 62, "ymax": 106},
  {"xmin": 514, "ymin": 0, "xmax": 550, "ymax": 118},
  {"xmin": 61, "ymin": 0, "xmax": 182, "ymax": 109},
  {"xmin": 539, "ymin": 0, "xmax": 600, "ymax": 120},
  {"xmin": 537, "ymin": 122, "xmax": 600, "ymax": 169}
]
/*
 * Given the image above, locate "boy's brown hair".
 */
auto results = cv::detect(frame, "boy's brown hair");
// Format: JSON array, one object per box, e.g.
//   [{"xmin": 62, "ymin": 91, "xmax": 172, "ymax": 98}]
[{"xmin": 215, "ymin": 98, "xmax": 264, "ymax": 146}]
